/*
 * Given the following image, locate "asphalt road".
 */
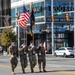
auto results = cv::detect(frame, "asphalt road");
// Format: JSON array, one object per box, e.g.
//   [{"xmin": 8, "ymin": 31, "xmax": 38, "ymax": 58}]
[{"xmin": 0, "ymin": 54, "xmax": 75, "ymax": 75}]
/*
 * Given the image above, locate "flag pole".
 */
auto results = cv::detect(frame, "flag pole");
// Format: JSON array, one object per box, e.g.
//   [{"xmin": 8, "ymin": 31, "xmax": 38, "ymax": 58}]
[
  {"xmin": 18, "ymin": 23, "xmax": 20, "ymax": 50},
  {"xmin": 24, "ymin": 28, "xmax": 27, "ymax": 45},
  {"xmin": 17, "ymin": 12, "xmax": 20, "ymax": 50},
  {"xmin": 32, "ymin": 28, "xmax": 34, "ymax": 44},
  {"xmin": 18, "ymin": 2, "xmax": 30, "ymax": 46},
  {"xmin": 30, "ymin": 2, "xmax": 35, "ymax": 44},
  {"xmin": 23, "ymin": 2, "xmax": 27, "ymax": 46}
]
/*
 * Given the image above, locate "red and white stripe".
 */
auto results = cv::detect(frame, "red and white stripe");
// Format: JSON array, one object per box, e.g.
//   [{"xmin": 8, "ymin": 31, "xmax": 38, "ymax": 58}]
[{"xmin": 18, "ymin": 12, "xmax": 30, "ymax": 28}]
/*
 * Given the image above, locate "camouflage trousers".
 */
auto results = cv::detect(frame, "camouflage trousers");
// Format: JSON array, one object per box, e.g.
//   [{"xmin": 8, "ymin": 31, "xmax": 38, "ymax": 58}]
[
  {"xmin": 10, "ymin": 56, "xmax": 18, "ymax": 72},
  {"xmin": 20, "ymin": 57, "xmax": 28, "ymax": 73},
  {"xmin": 38, "ymin": 57, "xmax": 46, "ymax": 71},
  {"xmin": 29, "ymin": 55, "xmax": 37, "ymax": 72}
]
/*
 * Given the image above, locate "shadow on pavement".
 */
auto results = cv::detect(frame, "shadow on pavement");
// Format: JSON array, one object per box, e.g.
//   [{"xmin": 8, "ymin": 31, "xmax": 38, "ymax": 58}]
[
  {"xmin": 15, "ymin": 69, "xmax": 75, "ymax": 74},
  {"xmin": 46, "ymin": 69, "xmax": 75, "ymax": 72}
]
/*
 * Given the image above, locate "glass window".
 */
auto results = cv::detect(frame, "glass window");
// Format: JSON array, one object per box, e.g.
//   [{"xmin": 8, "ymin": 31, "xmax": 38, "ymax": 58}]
[
  {"xmin": 35, "ymin": 25, "xmax": 40, "ymax": 32},
  {"xmin": 46, "ymin": 24, "xmax": 51, "ymax": 31},
  {"xmin": 58, "ymin": 48, "xmax": 62, "ymax": 50},
  {"xmin": 41, "ymin": 24, "xmax": 46, "ymax": 30},
  {"xmin": 20, "ymin": 27, "xmax": 24, "ymax": 32},
  {"xmin": 67, "ymin": 47, "xmax": 73, "ymax": 50},
  {"xmin": 46, "ymin": 1, "xmax": 51, "ymax": 16},
  {"xmin": 34, "ymin": 2, "xmax": 44, "ymax": 17},
  {"xmin": 17, "ymin": 5, "xmax": 30, "ymax": 15},
  {"xmin": 11, "ymin": 0, "xmax": 20, "ymax": 3},
  {"xmin": 17, "ymin": 7, "xmax": 23, "ymax": 13},
  {"xmin": 53, "ymin": 1, "xmax": 74, "ymax": 16},
  {"xmin": 54, "ymin": 19, "xmax": 59, "ymax": 22},
  {"xmin": 56, "ymin": 25, "xmax": 63, "ymax": 29},
  {"xmin": 61, "ymin": 48, "xmax": 65, "ymax": 50},
  {"xmin": 26, "ymin": 5, "xmax": 30, "ymax": 11},
  {"xmin": 35, "ymin": 18, "xmax": 44, "ymax": 23},
  {"xmin": 11, "ymin": 21, "xmax": 15, "ymax": 25},
  {"xmin": 33, "ymin": 24, "xmax": 46, "ymax": 32},
  {"xmin": 11, "ymin": 8, "xmax": 15, "ymax": 20}
]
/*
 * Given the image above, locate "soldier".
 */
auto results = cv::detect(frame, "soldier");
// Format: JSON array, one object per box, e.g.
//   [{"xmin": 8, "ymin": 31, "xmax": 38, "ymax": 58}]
[
  {"xmin": 8, "ymin": 41, "xmax": 18, "ymax": 75},
  {"xmin": 19, "ymin": 43, "xmax": 28, "ymax": 73},
  {"xmin": 37, "ymin": 41, "xmax": 46, "ymax": 72},
  {"xmin": 28, "ymin": 41, "xmax": 37, "ymax": 73}
]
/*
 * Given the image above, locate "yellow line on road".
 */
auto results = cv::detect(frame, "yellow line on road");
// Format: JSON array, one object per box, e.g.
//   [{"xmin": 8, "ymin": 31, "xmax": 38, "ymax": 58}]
[
  {"xmin": 0, "ymin": 65, "xmax": 75, "ymax": 74},
  {"xmin": 60, "ymin": 71, "xmax": 75, "ymax": 74},
  {"xmin": 0, "ymin": 64, "xmax": 39, "ymax": 70},
  {"xmin": 44, "ymin": 70, "xmax": 75, "ymax": 74}
]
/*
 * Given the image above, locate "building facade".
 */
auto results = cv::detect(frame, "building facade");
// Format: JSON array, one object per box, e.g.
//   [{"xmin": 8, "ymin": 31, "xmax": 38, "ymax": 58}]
[
  {"xmin": 0, "ymin": 0, "xmax": 11, "ymax": 32},
  {"xmin": 11, "ymin": 0, "xmax": 74, "ymax": 51}
]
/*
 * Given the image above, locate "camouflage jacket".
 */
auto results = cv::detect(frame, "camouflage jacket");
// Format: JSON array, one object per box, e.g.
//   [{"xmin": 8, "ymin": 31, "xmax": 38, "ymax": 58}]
[
  {"xmin": 37, "ymin": 46, "xmax": 46, "ymax": 60},
  {"xmin": 28, "ymin": 45, "xmax": 36, "ymax": 62},
  {"xmin": 19, "ymin": 46, "xmax": 28, "ymax": 59},
  {"xmin": 9, "ymin": 45, "xmax": 18, "ymax": 57}
]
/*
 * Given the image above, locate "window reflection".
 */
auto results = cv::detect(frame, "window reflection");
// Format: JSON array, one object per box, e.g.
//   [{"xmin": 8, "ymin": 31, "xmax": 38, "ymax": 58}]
[
  {"xmin": 11, "ymin": 8, "xmax": 15, "ymax": 20},
  {"xmin": 34, "ymin": 2, "xmax": 44, "ymax": 17}
]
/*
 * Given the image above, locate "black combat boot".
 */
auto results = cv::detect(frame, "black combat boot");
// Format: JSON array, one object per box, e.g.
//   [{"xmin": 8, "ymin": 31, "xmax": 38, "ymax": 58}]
[
  {"xmin": 31, "ymin": 69, "xmax": 34, "ymax": 73},
  {"xmin": 22, "ymin": 69, "xmax": 25, "ymax": 73},
  {"xmin": 43, "ymin": 69, "xmax": 46, "ymax": 72}
]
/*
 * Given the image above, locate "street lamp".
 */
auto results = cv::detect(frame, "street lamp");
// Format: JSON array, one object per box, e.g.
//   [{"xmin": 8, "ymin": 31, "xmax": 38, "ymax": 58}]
[
  {"xmin": 51, "ymin": 0, "xmax": 54, "ymax": 55},
  {"xmin": 16, "ymin": 12, "xmax": 20, "ymax": 50}
]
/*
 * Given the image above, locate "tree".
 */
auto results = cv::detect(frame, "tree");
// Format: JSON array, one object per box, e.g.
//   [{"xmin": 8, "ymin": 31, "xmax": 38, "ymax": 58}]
[{"xmin": 0, "ymin": 27, "xmax": 17, "ymax": 46}]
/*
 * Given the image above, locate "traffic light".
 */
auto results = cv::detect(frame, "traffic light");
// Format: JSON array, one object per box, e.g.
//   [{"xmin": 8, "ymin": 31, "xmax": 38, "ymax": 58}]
[
  {"xmin": 51, "ymin": 15, "xmax": 54, "ymax": 22},
  {"xmin": 66, "ymin": 13, "xmax": 69, "ymax": 21}
]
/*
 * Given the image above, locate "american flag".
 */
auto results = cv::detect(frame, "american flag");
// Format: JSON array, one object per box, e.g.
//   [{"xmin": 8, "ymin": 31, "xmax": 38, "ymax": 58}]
[{"xmin": 18, "ymin": 5, "xmax": 30, "ymax": 28}]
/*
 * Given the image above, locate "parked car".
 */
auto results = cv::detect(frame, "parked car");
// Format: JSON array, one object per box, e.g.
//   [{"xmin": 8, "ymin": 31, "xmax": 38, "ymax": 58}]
[{"xmin": 54, "ymin": 47, "xmax": 74, "ymax": 58}]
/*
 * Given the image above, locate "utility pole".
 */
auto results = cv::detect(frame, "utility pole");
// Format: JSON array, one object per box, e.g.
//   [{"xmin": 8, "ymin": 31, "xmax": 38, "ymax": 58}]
[
  {"xmin": 74, "ymin": 0, "xmax": 75, "ymax": 49},
  {"xmin": 16, "ymin": 11, "xmax": 20, "ymax": 50},
  {"xmin": 51, "ymin": 0, "xmax": 54, "ymax": 55}
]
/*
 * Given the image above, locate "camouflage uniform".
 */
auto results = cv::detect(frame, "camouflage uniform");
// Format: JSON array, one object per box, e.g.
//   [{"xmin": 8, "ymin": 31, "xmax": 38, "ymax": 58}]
[
  {"xmin": 37, "ymin": 42, "xmax": 46, "ymax": 72},
  {"xmin": 19, "ymin": 44, "xmax": 28, "ymax": 73},
  {"xmin": 9, "ymin": 42, "xmax": 18, "ymax": 75},
  {"xmin": 28, "ymin": 42, "xmax": 37, "ymax": 73}
]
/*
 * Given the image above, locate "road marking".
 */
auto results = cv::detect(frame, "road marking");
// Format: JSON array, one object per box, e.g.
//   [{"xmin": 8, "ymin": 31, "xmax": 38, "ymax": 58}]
[
  {"xmin": 60, "ymin": 71, "xmax": 75, "ymax": 74},
  {"xmin": 0, "ymin": 58, "xmax": 75, "ymax": 68},
  {"xmin": 47, "ymin": 70, "xmax": 75, "ymax": 74},
  {"xmin": 0, "ymin": 64, "xmax": 39, "ymax": 70},
  {"xmin": 0, "ymin": 65, "xmax": 75, "ymax": 74},
  {"xmin": 46, "ymin": 64, "xmax": 75, "ymax": 68}
]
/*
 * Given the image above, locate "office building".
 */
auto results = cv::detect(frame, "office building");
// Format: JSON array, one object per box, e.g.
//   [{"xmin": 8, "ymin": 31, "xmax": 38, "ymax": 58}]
[
  {"xmin": 0, "ymin": 0, "xmax": 11, "ymax": 31},
  {"xmin": 11, "ymin": 0, "xmax": 74, "ymax": 51}
]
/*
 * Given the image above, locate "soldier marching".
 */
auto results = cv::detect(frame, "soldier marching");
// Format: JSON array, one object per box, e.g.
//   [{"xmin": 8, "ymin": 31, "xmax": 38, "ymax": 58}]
[
  {"xmin": 8, "ymin": 40, "xmax": 47, "ymax": 74},
  {"xmin": 8, "ymin": 41, "xmax": 18, "ymax": 75},
  {"xmin": 37, "ymin": 41, "xmax": 46, "ymax": 72},
  {"xmin": 28, "ymin": 41, "xmax": 37, "ymax": 73},
  {"xmin": 19, "ymin": 43, "xmax": 28, "ymax": 73}
]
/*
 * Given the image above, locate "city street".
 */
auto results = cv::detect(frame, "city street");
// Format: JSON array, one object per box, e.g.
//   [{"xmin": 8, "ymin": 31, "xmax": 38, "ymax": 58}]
[{"xmin": 0, "ymin": 54, "xmax": 75, "ymax": 75}]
